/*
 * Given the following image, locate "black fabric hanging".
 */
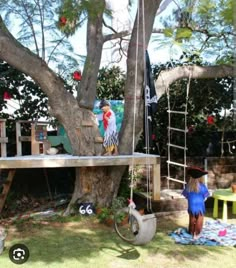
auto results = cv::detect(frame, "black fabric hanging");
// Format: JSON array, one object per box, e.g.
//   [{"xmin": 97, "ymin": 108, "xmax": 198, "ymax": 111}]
[{"xmin": 144, "ymin": 50, "xmax": 158, "ymax": 151}]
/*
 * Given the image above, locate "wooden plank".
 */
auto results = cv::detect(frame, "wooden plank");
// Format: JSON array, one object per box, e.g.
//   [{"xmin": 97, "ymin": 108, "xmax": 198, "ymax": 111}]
[
  {"xmin": 0, "ymin": 154, "xmax": 160, "ymax": 169},
  {"xmin": 17, "ymin": 120, "xmax": 48, "ymax": 124},
  {"xmin": 31, "ymin": 123, "xmax": 40, "ymax": 155},
  {"xmin": 152, "ymin": 162, "xmax": 161, "ymax": 200},
  {"xmin": 0, "ymin": 137, "xmax": 8, "ymax": 143},
  {"xmin": 81, "ymin": 120, "xmax": 93, "ymax": 127},
  {"xmin": 0, "ymin": 120, "xmax": 7, "ymax": 157},
  {"xmin": 16, "ymin": 121, "xmax": 22, "ymax": 156},
  {"xmin": 0, "ymin": 170, "xmax": 16, "ymax": 213},
  {"xmin": 94, "ymin": 137, "xmax": 103, "ymax": 143},
  {"xmin": 19, "ymin": 136, "xmax": 31, "ymax": 142}
]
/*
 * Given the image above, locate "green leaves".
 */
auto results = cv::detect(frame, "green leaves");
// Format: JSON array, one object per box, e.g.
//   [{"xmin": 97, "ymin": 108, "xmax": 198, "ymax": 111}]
[
  {"xmin": 57, "ymin": 0, "xmax": 107, "ymax": 36},
  {"xmin": 197, "ymin": 0, "xmax": 216, "ymax": 14},
  {"xmin": 220, "ymin": 0, "xmax": 233, "ymax": 24},
  {"xmin": 155, "ymin": 0, "xmax": 234, "ymax": 61},
  {"xmin": 163, "ymin": 28, "xmax": 174, "ymax": 38},
  {"xmin": 96, "ymin": 66, "xmax": 125, "ymax": 100},
  {"xmin": 175, "ymin": 27, "xmax": 192, "ymax": 41}
]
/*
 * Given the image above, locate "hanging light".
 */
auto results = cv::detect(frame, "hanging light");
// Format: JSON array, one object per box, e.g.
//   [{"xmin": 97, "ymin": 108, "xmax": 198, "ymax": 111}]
[
  {"xmin": 3, "ymin": 91, "xmax": 11, "ymax": 100},
  {"xmin": 73, "ymin": 71, "xmax": 82, "ymax": 81}
]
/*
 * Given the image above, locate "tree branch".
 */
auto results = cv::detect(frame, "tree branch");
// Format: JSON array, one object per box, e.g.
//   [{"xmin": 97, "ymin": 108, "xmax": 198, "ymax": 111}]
[
  {"xmin": 103, "ymin": 30, "xmax": 130, "ymax": 43},
  {"xmin": 102, "ymin": 18, "xmax": 130, "ymax": 42},
  {"xmin": 155, "ymin": 65, "xmax": 235, "ymax": 98}
]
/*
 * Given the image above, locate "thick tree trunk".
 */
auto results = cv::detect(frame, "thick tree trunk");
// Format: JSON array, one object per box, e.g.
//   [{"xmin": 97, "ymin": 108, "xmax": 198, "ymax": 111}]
[{"xmin": 64, "ymin": 166, "xmax": 127, "ymax": 215}]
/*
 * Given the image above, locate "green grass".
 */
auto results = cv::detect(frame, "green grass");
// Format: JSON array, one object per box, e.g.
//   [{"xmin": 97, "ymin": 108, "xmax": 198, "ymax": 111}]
[{"xmin": 0, "ymin": 210, "xmax": 236, "ymax": 268}]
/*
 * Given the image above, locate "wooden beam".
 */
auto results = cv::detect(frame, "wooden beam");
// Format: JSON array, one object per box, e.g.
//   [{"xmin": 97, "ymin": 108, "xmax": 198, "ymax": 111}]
[
  {"xmin": 31, "ymin": 123, "xmax": 40, "ymax": 155},
  {"xmin": 81, "ymin": 120, "xmax": 93, "ymax": 127},
  {"xmin": 0, "ymin": 119, "xmax": 7, "ymax": 157},
  {"xmin": 18, "ymin": 136, "xmax": 31, "ymax": 142},
  {"xmin": 0, "ymin": 170, "xmax": 16, "ymax": 213},
  {"xmin": 0, "ymin": 137, "xmax": 8, "ymax": 143},
  {"xmin": 94, "ymin": 137, "xmax": 103, "ymax": 143},
  {"xmin": 16, "ymin": 121, "xmax": 22, "ymax": 156},
  {"xmin": 152, "ymin": 161, "xmax": 161, "ymax": 200},
  {"xmin": 0, "ymin": 154, "xmax": 160, "ymax": 168}
]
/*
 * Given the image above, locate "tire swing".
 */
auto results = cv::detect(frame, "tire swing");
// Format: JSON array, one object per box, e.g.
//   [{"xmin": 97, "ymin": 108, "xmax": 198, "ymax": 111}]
[
  {"xmin": 114, "ymin": 0, "xmax": 157, "ymax": 245},
  {"xmin": 114, "ymin": 207, "xmax": 157, "ymax": 245}
]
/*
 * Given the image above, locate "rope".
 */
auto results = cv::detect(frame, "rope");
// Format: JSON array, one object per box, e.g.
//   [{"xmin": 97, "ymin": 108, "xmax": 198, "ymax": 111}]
[
  {"xmin": 167, "ymin": 87, "xmax": 171, "ymax": 189},
  {"xmin": 166, "ymin": 70, "xmax": 192, "ymax": 188},
  {"xmin": 129, "ymin": 0, "xmax": 140, "ymax": 207},
  {"xmin": 183, "ymin": 71, "xmax": 191, "ymax": 184},
  {"xmin": 141, "ymin": 0, "xmax": 152, "ymax": 212}
]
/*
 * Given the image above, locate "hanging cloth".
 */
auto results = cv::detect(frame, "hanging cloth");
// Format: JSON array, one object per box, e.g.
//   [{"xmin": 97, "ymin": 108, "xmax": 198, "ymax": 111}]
[{"xmin": 144, "ymin": 50, "xmax": 158, "ymax": 151}]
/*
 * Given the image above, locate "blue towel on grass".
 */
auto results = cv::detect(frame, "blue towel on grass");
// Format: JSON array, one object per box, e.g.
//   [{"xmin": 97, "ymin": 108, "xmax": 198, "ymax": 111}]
[{"xmin": 169, "ymin": 220, "xmax": 236, "ymax": 246}]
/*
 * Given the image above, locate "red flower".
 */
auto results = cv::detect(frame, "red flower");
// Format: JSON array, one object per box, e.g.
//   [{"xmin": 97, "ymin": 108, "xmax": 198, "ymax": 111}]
[
  {"xmin": 151, "ymin": 134, "xmax": 156, "ymax": 141},
  {"xmin": 73, "ymin": 71, "xmax": 82, "ymax": 81},
  {"xmin": 3, "ymin": 91, "xmax": 11, "ymax": 100},
  {"xmin": 59, "ymin": 16, "xmax": 67, "ymax": 26},
  {"xmin": 207, "ymin": 115, "xmax": 214, "ymax": 125}
]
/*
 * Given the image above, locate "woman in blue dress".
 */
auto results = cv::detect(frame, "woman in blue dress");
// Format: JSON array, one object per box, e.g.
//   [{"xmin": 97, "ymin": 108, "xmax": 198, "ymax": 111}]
[{"xmin": 182, "ymin": 167, "xmax": 210, "ymax": 239}]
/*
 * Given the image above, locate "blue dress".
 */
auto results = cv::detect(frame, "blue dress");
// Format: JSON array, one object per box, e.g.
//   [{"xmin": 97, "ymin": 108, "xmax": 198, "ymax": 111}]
[{"xmin": 182, "ymin": 183, "xmax": 209, "ymax": 215}]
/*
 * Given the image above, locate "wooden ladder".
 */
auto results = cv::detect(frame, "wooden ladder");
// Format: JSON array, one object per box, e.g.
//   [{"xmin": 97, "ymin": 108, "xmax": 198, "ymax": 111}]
[{"xmin": 0, "ymin": 169, "xmax": 16, "ymax": 213}]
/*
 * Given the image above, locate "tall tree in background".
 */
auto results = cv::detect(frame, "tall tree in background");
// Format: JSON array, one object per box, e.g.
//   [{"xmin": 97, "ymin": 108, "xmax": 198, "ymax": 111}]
[{"xmin": 0, "ymin": 0, "xmax": 234, "ymax": 214}]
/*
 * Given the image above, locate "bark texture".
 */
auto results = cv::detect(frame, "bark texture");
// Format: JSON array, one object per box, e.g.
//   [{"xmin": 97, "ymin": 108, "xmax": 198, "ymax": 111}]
[{"xmin": 155, "ymin": 65, "xmax": 235, "ymax": 98}]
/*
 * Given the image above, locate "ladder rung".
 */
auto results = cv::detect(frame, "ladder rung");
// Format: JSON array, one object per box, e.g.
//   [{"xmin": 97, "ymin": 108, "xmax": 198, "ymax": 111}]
[
  {"xmin": 166, "ymin": 177, "xmax": 186, "ymax": 184},
  {"xmin": 167, "ymin": 110, "xmax": 188, "ymax": 115},
  {"xmin": 167, "ymin": 143, "xmax": 188, "ymax": 150},
  {"xmin": 167, "ymin": 127, "xmax": 187, "ymax": 133},
  {"xmin": 167, "ymin": 160, "xmax": 187, "ymax": 167}
]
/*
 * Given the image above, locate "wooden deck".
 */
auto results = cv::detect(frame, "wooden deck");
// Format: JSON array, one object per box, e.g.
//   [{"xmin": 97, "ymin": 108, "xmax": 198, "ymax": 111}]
[
  {"xmin": 0, "ymin": 153, "xmax": 159, "ymax": 169},
  {"xmin": 0, "ymin": 153, "xmax": 161, "ymax": 212}
]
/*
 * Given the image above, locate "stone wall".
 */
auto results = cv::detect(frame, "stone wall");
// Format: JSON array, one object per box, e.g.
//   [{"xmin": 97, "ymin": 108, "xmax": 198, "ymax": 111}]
[{"xmin": 160, "ymin": 157, "xmax": 236, "ymax": 190}]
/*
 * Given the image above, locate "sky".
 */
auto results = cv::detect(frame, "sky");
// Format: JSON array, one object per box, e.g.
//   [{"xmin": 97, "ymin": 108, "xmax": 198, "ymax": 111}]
[{"xmin": 69, "ymin": 0, "xmax": 180, "ymax": 70}]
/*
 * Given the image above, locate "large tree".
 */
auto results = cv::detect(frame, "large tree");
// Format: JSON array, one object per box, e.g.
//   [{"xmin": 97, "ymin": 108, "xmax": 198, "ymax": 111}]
[{"xmin": 0, "ymin": 0, "xmax": 234, "ymax": 214}]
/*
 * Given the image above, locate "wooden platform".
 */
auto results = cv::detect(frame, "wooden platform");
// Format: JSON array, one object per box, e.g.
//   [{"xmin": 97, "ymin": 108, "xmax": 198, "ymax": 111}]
[
  {"xmin": 0, "ymin": 153, "xmax": 159, "ymax": 169},
  {"xmin": 0, "ymin": 153, "xmax": 160, "ymax": 213}
]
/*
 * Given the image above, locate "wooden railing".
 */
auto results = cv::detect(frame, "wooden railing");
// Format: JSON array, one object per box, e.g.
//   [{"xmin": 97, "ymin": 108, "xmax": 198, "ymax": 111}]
[
  {"xmin": 16, "ymin": 120, "xmax": 50, "ymax": 156},
  {"xmin": 0, "ymin": 119, "xmax": 8, "ymax": 157}
]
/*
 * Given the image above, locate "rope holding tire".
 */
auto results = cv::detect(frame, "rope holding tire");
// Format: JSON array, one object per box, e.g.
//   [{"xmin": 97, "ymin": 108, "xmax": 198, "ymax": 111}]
[{"xmin": 114, "ymin": 207, "xmax": 157, "ymax": 245}]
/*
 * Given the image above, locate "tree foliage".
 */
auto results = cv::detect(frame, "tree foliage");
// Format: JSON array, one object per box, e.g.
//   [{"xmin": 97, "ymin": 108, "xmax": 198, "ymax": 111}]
[
  {"xmin": 96, "ymin": 66, "xmax": 125, "ymax": 100},
  {"xmin": 0, "ymin": 0, "xmax": 82, "ymax": 77},
  {"xmin": 156, "ymin": 0, "xmax": 234, "ymax": 63},
  {"xmin": 152, "ymin": 53, "xmax": 234, "ymax": 157}
]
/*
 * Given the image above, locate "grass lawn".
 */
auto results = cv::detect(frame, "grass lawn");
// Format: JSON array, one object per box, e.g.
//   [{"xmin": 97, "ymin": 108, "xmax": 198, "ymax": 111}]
[{"xmin": 0, "ymin": 209, "xmax": 236, "ymax": 268}]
